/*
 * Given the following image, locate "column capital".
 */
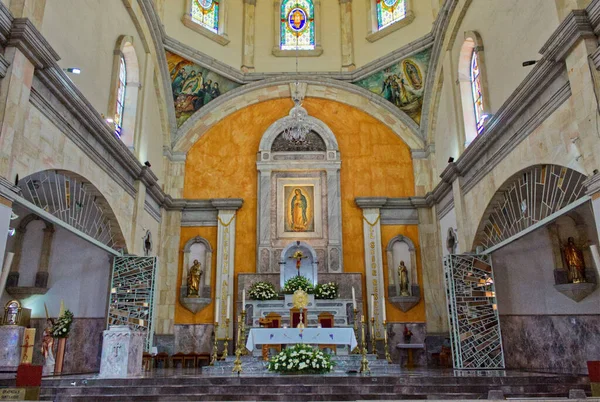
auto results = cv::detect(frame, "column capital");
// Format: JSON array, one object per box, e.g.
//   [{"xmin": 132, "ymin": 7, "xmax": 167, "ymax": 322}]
[
  {"xmin": 584, "ymin": 170, "xmax": 600, "ymax": 196},
  {"xmin": 211, "ymin": 198, "xmax": 243, "ymax": 211}
]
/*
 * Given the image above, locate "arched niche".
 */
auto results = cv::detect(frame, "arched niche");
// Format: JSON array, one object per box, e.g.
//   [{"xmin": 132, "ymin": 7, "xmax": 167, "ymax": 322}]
[
  {"xmin": 386, "ymin": 235, "xmax": 420, "ymax": 312},
  {"xmin": 279, "ymin": 241, "xmax": 319, "ymax": 287},
  {"xmin": 180, "ymin": 236, "xmax": 213, "ymax": 314},
  {"xmin": 256, "ymin": 106, "xmax": 343, "ymax": 275}
]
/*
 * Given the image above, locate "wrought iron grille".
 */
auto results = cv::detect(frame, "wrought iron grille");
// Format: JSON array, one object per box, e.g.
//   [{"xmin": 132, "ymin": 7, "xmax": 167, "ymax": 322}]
[
  {"xmin": 475, "ymin": 165, "xmax": 586, "ymax": 251},
  {"xmin": 18, "ymin": 170, "xmax": 124, "ymax": 250},
  {"xmin": 108, "ymin": 256, "xmax": 158, "ymax": 351},
  {"xmin": 443, "ymin": 254, "xmax": 505, "ymax": 369}
]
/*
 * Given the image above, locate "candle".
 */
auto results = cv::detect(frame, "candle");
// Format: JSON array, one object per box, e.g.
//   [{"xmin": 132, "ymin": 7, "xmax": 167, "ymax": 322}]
[
  {"xmin": 361, "ymin": 315, "xmax": 365, "ymax": 323},
  {"xmin": 351, "ymin": 287, "xmax": 357, "ymax": 310},
  {"xmin": 370, "ymin": 294, "xmax": 374, "ymax": 318},
  {"xmin": 226, "ymin": 295, "xmax": 231, "ymax": 320},
  {"xmin": 215, "ymin": 298, "xmax": 220, "ymax": 324},
  {"xmin": 382, "ymin": 296, "xmax": 387, "ymax": 322},
  {"xmin": 242, "ymin": 289, "xmax": 246, "ymax": 312}
]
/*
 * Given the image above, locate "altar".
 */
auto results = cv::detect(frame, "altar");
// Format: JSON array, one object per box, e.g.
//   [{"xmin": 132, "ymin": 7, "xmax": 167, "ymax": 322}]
[{"xmin": 246, "ymin": 328, "xmax": 358, "ymax": 351}]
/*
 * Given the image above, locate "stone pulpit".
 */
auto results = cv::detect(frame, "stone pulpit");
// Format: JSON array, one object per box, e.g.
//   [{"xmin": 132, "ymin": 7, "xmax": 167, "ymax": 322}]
[{"xmin": 99, "ymin": 326, "xmax": 145, "ymax": 378}]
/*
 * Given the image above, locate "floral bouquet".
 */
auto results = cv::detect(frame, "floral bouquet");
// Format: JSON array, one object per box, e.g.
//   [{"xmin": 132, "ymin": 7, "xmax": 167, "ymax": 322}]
[
  {"xmin": 403, "ymin": 326, "xmax": 413, "ymax": 343},
  {"xmin": 248, "ymin": 281, "xmax": 278, "ymax": 300},
  {"xmin": 268, "ymin": 344, "xmax": 334, "ymax": 374},
  {"xmin": 52, "ymin": 310, "xmax": 74, "ymax": 338},
  {"xmin": 283, "ymin": 276, "xmax": 314, "ymax": 294},
  {"xmin": 315, "ymin": 282, "xmax": 339, "ymax": 299}
]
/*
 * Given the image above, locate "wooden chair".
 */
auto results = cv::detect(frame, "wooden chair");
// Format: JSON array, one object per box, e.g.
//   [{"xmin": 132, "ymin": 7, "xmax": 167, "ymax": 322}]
[
  {"xmin": 183, "ymin": 353, "xmax": 197, "ymax": 368},
  {"xmin": 317, "ymin": 312, "xmax": 337, "ymax": 354},
  {"xmin": 196, "ymin": 353, "xmax": 211, "ymax": 367},
  {"xmin": 171, "ymin": 352, "xmax": 185, "ymax": 368},
  {"xmin": 259, "ymin": 312, "xmax": 282, "ymax": 360},
  {"xmin": 155, "ymin": 352, "xmax": 169, "ymax": 369},
  {"xmin": 142, "ymin": 352, "xmax": 153, "ymax": 371},
  {"xmin": 290, "ymin": 307, "xmax": 308, "ymax": 328}
]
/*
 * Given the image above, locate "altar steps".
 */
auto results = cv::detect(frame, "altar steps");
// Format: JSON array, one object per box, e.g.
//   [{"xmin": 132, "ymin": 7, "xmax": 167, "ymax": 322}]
[{"xmin": 28, "ymin": 371, "xmax": 590, "ymax": 401}]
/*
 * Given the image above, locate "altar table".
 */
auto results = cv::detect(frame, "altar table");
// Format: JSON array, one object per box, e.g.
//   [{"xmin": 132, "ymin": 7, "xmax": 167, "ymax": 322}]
[{"xmin": 246, "ymin": 328, "xmax": 358, "ymax": 351}]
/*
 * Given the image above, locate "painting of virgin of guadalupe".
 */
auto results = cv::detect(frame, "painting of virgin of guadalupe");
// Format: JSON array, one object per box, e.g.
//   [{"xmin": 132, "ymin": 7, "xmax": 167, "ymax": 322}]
[{"xmin": 284, "ymin": 186, "xmax": 314, "ymax": 232}]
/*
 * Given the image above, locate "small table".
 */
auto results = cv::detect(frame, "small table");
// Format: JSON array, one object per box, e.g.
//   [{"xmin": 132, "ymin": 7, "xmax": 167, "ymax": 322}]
[
  {"xmin": 246, "ymin": 328, "xmax": 358, "ymax": 351},
  {"xmin": 396, "ymin": 343, "xmax": 424, "ymax": 368}
]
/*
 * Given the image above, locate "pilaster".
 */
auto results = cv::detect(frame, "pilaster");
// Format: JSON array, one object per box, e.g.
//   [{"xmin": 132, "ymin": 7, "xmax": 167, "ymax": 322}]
[
  {"xmin": 241, "ymin": 0, "xmax": 256, "ymax": 72},
  {"xmin": 212, "ymin": 198, "xmax": 243, "ymax": 340},
  {"xmin": 339, "ymin": 0, "xmax": 355, "ymax": 72},
  {"xmin": 584, "ymin": 171, "xmax": 600, "ymax": 255},
  {"xmin": 9, "ymin": 0, "xmax": 46, "ymax": 30}
]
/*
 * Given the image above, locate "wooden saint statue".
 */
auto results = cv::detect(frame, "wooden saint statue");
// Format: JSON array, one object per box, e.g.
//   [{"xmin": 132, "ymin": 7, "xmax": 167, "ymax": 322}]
[
  {"xmin": 563, "ymin": 237, "xmax": 587, "ymax": 283},
  {"xmin": 187, "ymin": 259, "xmax": 203, "ymax": 297},
  {"xmin": 398, "ymin": 261, "xmax": 410, "ymax": 296}
]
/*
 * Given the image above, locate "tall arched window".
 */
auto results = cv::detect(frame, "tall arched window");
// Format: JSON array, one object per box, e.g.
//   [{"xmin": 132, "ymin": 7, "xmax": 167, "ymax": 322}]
[
  {"xmin": 115, "ymin": 56, "xmax": 126, "ymax": 138},
  {"xmin": 458, "ymin": 32, "xmax": 490, "ymax": 147},
  {"xmin": 280, "ymin": 0, "xmax": 315, "ymax": 50},
  {"xmin": 376, "ymin": 0, "xmax": 406, "ymax": 30},
  {"xmin": 191, "ymin": 0, "xmax": 219, "ymax": 33}
]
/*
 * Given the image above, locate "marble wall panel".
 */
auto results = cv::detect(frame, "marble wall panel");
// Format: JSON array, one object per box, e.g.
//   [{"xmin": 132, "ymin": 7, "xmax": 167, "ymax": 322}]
[
  {"xmin": 387, "ymin": 322, "xmax": 427, "ymax": 367},
  {"xmin": 500, "ymin": 315, "xmax": 600, "ymax": 374},
  {"xmin": 153, "ymin": 334, "xmax": 175, "ymax": 355},
  {"xmin": 173, "ymin": 324, "xmax": 214, "ymax": 354},
  {"xmin": 30, "ymin": 318, "xmax": 105, "ymax": 374}
]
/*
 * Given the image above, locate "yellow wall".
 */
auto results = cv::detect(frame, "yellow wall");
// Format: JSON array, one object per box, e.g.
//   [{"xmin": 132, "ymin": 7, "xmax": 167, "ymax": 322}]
[{"xmin": 178, "ymin": 98, "xmax": 422, "ymax": 323}]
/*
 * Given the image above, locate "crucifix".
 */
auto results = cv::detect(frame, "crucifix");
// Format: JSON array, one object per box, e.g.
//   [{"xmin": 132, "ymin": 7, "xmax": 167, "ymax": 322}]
[{"xmin": 289, "ymin": 242, "xmax": 308, "ymax": 277}]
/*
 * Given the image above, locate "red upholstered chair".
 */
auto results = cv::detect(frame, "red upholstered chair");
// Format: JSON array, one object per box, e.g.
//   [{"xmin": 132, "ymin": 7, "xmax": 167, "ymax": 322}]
[
  {"xmin": 318, "ymin": 312, "xmax": 337, "ymax": 354},
  {"xmin": 290, "ymin": 307, "xmax": 308, "ymax": 328},
  {"xmin": 259, "ymin": 313, "xmax": 282, "ymax": 360}
]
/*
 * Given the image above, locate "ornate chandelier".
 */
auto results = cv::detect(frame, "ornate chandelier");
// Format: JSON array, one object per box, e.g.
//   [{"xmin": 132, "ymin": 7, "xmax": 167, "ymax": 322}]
[{"xmin": 282, "ymin": 35, "xmax": 309, "ymax": 145}]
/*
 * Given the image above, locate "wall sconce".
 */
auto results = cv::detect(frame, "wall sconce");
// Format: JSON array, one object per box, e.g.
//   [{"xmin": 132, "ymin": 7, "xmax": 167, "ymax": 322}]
[{"xmin": 63, "ymin": 67, "xmax": 81, "ymax": 74}]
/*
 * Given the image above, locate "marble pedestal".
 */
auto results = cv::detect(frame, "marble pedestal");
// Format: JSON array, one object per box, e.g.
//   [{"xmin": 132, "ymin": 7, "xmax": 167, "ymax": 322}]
[
  {"xmin": 99, "ymin": 326, "xmax": 144, "ymax": 378},
  {"xmin": 0, "ymin": 326, "xmax": 24, "ymax": 370}
]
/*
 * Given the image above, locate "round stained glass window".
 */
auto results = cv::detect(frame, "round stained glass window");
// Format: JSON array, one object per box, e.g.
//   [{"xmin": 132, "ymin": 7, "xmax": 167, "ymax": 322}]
[
  {"xmin": 287, "ymin": 7, "xmax": 308, "ymax": 32},
  {"xmin": 383, "ymin": 0, "xmax": 398, "ymax": 7},
  {"xmin": 197, "ymin": 0, "xmax": 213, "ymax": 9}
]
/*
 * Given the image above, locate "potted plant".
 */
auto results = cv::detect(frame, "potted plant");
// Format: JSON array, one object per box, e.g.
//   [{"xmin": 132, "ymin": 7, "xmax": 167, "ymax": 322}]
[
  {"xmin": 268, "ymin": 344, "xmax": 334, "ymax": 374},
  {"xmin": 248, "ymin": 281, "xmax": 278, "ymax": 301},
  {"xmin": 315, "ymin": 282, "xmax": 339, "ymax": 299}
]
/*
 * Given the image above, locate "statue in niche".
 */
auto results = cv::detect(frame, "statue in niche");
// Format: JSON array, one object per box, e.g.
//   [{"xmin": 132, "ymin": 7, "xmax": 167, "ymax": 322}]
[
  {"xmin": 186, "ymin": 259, "xmax": 203, "ymax": 297},
  {"xmin": 446, "ymin": 228, "xmax": 457, "ymax": 254},
  {"xmin": 41, "ymin": 318, "xmax": 55, "ymax": 373},
  {"xmin": 563, "ymin": 237, "xmax": 587, "ymax": 283},
  {"xmin": 398, "ymin": 261, "xmax": 410, "ymax": 296}
]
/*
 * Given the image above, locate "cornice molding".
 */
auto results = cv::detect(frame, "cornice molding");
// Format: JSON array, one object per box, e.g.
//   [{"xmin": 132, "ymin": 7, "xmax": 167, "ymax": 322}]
[
  {"xmin": 583, "ymin": 171, "xmax": 600, "ymax": 196},
  {"xmin": 586, "ymin": 0, "xmax": 600, "ymax": 35},
  {"xmin": 0, "ymin": 1, "xmax": 13, "ymax": 44},
  {"xmin": 539, "ymin": 10, "xmax": 595, "ymax": 61},
  {"xmin": 0, "ymin": 53, "xmax": 9, "ymax": 78},
  {"xmin": 0, "ymin": 175, "xmax": 20, "ymax": 202},
  {"xmin": 7, "ymin": 18, "xmax": 60, "ymax": 69}
]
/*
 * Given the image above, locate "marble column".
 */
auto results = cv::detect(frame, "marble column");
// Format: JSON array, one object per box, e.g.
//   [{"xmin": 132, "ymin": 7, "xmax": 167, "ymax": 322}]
[
  {"xmin": 326, "ymin": 167, "xmax": 343, "ymax": 272},
  {"xmin": 212, "ymin": 199, "xmax": 243, "ymax": 340},
  {"xmin": 257, "ymin": 170, "xmax": 271, "ymax": 273},
  {"xmin": 241, "ymin": 0, "xmax": 256, "ymax": 72},
  {"xmin": 355, "ymin": 198, "xmax": 386, "ymax": 339},
  {"xmin": 584, "ymin": 171, "xmax": 600, "ymax": 280},
  {"xmin": 339, "ymin": 0, "xmax": 355, "ymax": 72}
]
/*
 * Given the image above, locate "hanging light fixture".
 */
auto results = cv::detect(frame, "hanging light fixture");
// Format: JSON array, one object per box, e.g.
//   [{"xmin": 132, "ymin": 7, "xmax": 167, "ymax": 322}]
[{"xmin": 282, "ymin": 32, "xmax": 310, "ymax": 145}]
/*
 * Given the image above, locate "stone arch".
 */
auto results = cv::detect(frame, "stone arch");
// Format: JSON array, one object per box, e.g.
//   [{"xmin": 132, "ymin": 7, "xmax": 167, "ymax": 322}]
[
  {"xmin": 279, "ymin": 241, "xmax": 319, "ymax": 287},
  {"xmin": 181, "ymin": 235, "xmax": 213, "ymax": 292},
  {"xmin": 471, "ymin": 164, "xmax": 588, "ymax": 252},
  {"xmin": 172, "ymin": 77, "xmax": 425, "ymax": 153}
]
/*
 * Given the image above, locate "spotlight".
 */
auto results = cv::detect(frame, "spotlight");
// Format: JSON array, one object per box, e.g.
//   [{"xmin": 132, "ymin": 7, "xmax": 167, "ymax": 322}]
[
  {"xmin": 106, "ymin": 118, "xmax": 114, "ymax": 124},
  {"xmin": 448, "ymin": 157, "xmax": 455, "ymax": 163},
  {"xmin": 10, "ymin": 212, "xmax": 18, "ymax": 220},
  {"xmin": 63, "ymin": 67, "xmax": 81, "ymax": 74},
  {"xmin": 8, "ymin": 227, "xmax": 15, "ymax": 237},
  {"xmin": 144, "ymin": 161, "xmax": 151, "ymax": 168},
  {"xmin": 522, "ymin": 60, "xmax": 538, "ymax": 67}
]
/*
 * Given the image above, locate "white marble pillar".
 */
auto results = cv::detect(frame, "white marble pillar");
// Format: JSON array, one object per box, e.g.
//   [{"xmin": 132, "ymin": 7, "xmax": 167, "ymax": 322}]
[
  {"xmin": 326, "ymin": 167, "xmax": 343, "ymax": 272},
  {"xmin": 356, "ymin": 198, "xmax": 386, "ymax": 339},
  {"xmin": 212, "ymin": 199, "xmax": 243, "ymax": 340},
  {"xmin": 339, "ymin": 0, "xmax": 356, "ymax": 71},
  {"xmin": 241, "ymin": 0, "xmax": 256, "ymax": 72},
  {"xmin": 257, "ymin": 170, "xmax": 272, "ymax": 273}
]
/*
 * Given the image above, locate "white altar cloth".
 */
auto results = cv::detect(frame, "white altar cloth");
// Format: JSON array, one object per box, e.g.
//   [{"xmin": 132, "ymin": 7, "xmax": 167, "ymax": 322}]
[{"xmin": 246, "ymin": 328, "xmax": 358, "ymax": 351}]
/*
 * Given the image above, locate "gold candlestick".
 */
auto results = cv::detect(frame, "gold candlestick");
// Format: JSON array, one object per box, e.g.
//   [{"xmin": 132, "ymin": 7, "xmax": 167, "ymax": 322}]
[
  {"xmin": 221, "ymin": 318, "xmax": 230, "ymax": 359},
  {"xmin": 352, "ymin": 308, "xmax": 360, "ymax": 354},
  {"xmin": 232, "ymin": 316, "xmax": 243, "ymax": 374},
  {"xmin": 240, "ymin": 310, "xmax": 249, "ymax": 355},
  {"xmin": 359, "ymin": 316, "xmax": 370, "ymax": 374},
  {"xmin": 383, "ymin": 320, "xmax": 392, "ymax": 364},
  {"xmin": 210, "ymin": 321, "xmax": 219, "ymax": 366},
  {"xmin": 370, "ymin": 317, "xmax": 376, "ymax": 355}
]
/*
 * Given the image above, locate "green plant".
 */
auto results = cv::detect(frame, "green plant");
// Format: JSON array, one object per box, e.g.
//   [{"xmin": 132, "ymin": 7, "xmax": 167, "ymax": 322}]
[
  {"xmin": 52, "ymin": 310, "xmax": 74, "ymax": 338},
  {"xmin": 315, "ymin": 282, "xmax": 338, "ymax": 299},
  {"xmin": 282, "ymin": 276, "xmax": 314, "ymax": 294},
  {"xmin": 248, "ymin": 281, "xmax": 278, "ymax": 300},
  {"xmin": 267, "ymin": 344, "xmax": 334, "ymax": 374}
]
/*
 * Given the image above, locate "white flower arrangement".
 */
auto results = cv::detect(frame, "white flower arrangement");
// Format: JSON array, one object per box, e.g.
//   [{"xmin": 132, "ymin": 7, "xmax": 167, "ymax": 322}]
[
  {"xmin": 315, "ymin": 282, "xmax": 339, "ymax": 299},
  {"xmin": 268, "ymin": 344, "xmax": 334, "ymax": 374},
  {"xmin": 52, "ymin": 310, "xmax": 74, "ymax": 338},
  {"xmin": 248, "ymin": 281, "xmax": 278, "ymax": 301},
  {"xmin": 283, "ymin": 276, "xmax": 314, "ymax": 294}
]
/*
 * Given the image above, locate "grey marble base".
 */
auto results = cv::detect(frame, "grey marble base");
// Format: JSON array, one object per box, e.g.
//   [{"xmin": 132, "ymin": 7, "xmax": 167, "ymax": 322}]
[
  {"xmin": 174, "ymin": 324, "xmax": 214, "ymax": 354},
  {"xmin": 99, "ymin": 326, "xmax": 144, "ymax": 378},
  {"xmin": 0, "ymin": 326, "xmax": 24, "ymax": 371}
]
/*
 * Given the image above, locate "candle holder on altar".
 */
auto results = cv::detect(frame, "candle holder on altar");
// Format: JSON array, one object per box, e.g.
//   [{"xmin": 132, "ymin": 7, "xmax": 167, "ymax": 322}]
[
  {"xmin": 369, "ymin": 317, "xmax": 376, "ymax": 355},
  {"xmin": 232, "ymin": 316, "xmax": 243, "ymax": 374},
  {"xmin": 240, "ymin": 310, "xmax": 249, "ymax": 355},
  {"xmin": 383, "ymin": 320, "xmax": 392, "ymax": 364},
  {"xmin": 351, "ymin": 309, "xmax": 360, "ymax": 354},
  {"xmin": 221, "ymin": 318, "xmax": 230, "ymax": 359},
  {"xmin": 359, "ymin": 317, "xmax": 370, "ymax": 374},
  {"xmin": 210, "ymin": 321, "xmax": 219, "ymax": 366}
]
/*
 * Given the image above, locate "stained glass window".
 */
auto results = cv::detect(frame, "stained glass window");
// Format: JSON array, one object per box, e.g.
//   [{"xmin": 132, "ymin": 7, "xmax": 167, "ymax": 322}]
[
  {"xmin": 191, "ymin": 0, "xmax": 219, "ymax": 33},
  {"xmin": 115, "ymin": 56, "xmax": 126, "ymax": 138},
  {"xmin": 470, "ymin": 49, "xmax": 487, "ymax": 133},
  {"xmin": 376, "ymin": 0, "xmax": 406, "ymax": 30},
  {"xmin": 280, "ymin": 0, "xmax": 315, "ymax": 50}
]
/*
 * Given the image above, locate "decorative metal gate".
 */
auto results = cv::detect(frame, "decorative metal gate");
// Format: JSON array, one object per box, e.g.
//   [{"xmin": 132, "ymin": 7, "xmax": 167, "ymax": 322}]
[
  {"xmin": 108, "ymin": 256, "xmax": 158, "ymax": 351},
  {"xmin": 443, "ymin": 254, "xmax": 505, "ymax": 369}
]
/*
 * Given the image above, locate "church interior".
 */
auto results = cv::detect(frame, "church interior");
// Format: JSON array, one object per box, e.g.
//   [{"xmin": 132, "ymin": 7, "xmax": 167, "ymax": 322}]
[{"xmin": 0, "ymin": 0, "xmax": 599, "ymax": 400}]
